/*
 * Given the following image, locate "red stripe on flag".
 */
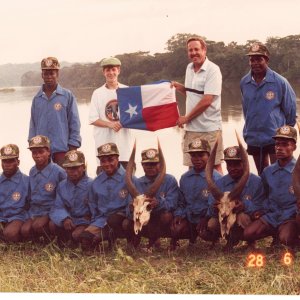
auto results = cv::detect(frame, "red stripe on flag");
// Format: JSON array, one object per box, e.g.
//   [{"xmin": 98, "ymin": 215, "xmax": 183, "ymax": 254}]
[{"xmin": 142, "ymin": 102, "xmax": 179, "ymax": 131}]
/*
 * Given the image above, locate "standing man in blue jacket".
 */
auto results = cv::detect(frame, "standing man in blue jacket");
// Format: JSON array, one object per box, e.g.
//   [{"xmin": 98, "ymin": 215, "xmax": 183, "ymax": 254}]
[
  {"xmin": 240, "ymin": 42, "xmax": 296, "ymax": 175},
  {"xmin": 244, "ymin": 126, "xmax": 300, "ymax": 249},
  {"xmin": 28, "ymin": 57, "xmax": 81, "ymax": 166}
]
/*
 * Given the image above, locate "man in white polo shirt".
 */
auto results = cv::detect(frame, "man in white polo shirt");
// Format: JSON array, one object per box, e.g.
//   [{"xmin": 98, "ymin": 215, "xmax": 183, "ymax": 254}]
[{"xmin": 172, "ymin": 37, "xmax": 223, "ymax": 174}]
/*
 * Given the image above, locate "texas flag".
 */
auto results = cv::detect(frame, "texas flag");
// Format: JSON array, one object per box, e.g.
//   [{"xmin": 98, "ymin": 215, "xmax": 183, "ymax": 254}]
[{"xmin": 117, "ymin": 81, "xmax": 179, "ymax": 131}]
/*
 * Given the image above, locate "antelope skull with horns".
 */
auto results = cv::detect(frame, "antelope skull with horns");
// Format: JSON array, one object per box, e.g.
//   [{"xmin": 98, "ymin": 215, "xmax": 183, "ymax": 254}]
[
  {"xmin": 205, "ymin": 131, "xmax": 250, "ymax": 238},
  {"xmin": 126, "ymin": 140, "xmax": 166, "ymax": 235}
]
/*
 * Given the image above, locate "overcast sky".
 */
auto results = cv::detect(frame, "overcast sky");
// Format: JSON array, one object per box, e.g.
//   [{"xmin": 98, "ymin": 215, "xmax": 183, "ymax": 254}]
[{"xmin": 0, "ymin": 0, "xmax": 299, "ymax": 64}]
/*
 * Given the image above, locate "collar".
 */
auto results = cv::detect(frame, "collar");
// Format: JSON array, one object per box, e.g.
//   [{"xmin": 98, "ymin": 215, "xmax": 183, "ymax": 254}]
[
  {"xmin": 37, "ymin": 84, "xmax": 63, "ymax": 97},
  {"xmin": 67, "ymin": 174, "xmax": 90, "ymax": 190},
  {"xmin": 189, "ymin": 57, "xmax": 209, "ymax": 73},
  {"xmin": 222, "ymin": 173, "xmax": 250, "ymax": 188},
  {"xmin": 186, "ymin": 168, "xmax": 206, "ymax": 178},
  {"xmin": 31, "ymin": 162, "xmax": 54, "ymax": 178},
  {"xmin": 272, "ymin": 157, "xmax": 296, "ymax": 174},
  {"xmin": 245, "ymin": 67, "xmax": 275, "ymax": 84},
  {"xmin": 0, "ymin": 169, "xmax": 22, "ymax": 184},
  {"xmin": 97, "ymin": 166, "xmax": 125, "ymax": 184}
]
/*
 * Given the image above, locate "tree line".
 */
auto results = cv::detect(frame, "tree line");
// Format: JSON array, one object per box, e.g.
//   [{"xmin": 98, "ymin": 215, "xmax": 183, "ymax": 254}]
[{"xmin": 21, "ymin": 33, "xmax": 300, "ymax": 89}]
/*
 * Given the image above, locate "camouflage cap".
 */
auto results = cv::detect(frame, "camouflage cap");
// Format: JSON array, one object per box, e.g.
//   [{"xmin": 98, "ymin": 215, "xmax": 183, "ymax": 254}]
[
  {"xmin": 247, "ymin": 42, "xmax": 270, "ymax": 58},
  {"xmin": 97, "ymin": 143, "xmax": 119, "ymax": 157},
  {"xmin": 0, "ymin": 144, "xmax": 19, "ymax": 160},
  {"xmin": 100, "ymin": 57, "xmax": 121, "ymax": 67},
  {"xmin": 28, "ymin": 135, "xmax": 50, "ymax": 149},
  {"xmin": 63, "ymin": 150, "xmax": 85, "ymax": 168},
  {"xmin": 41, "ymin": 57, "xmax": 60, "ymax": 70},
  {"xmin": 141, "ymin": 149, "xmax": 159, "ymax": 163},
  {"xmin": 185, "ymin": 137, "xmax": 211, "ymax": 154},
  {"xmin": 223, "ymin": 146, "xmax": 241, "ymax": 161},
  {"xmin": 272, "ymin": 125, "xmax": 297, "ymax": 143}
]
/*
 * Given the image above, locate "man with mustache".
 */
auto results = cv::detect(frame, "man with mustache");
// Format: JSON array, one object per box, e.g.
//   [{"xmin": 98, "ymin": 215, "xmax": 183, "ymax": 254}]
[
  {"xmin": 240, "ymin": 43, "xmax": 296, "ymax": 175},
  {"xmin": 172, "ymin": 37, "xmax": 223, "ymax": 174},
  {"xmin": 244, "ymin": 125, "xmax": 300, "ymax": 249}
]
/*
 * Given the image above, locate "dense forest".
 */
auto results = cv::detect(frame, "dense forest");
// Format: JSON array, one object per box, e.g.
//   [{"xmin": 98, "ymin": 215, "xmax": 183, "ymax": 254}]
[{"xmin": 20, "ymin": 33, "xmax": 300, "ymax": 89}]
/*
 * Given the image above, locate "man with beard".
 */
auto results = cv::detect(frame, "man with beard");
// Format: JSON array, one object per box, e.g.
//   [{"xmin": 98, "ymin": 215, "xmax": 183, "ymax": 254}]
[
  {"xmin": 240, "ymin": 43, "xmax": 296, "ymax": 175},
  {"xmin": 172, "ymin": 37, "xmax": 223, "ymax": 174},
  {"xmin": 244, "ymin": 125, "xmax": 300, "ymax": 249},
  {"xmin": 170, "ymin": 137, "xmax": 222, "ymax": 250}
]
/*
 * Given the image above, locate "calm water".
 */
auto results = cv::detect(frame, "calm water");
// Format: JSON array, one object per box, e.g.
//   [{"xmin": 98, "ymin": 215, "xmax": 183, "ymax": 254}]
[{"xmin": 0, "ymin": 86, "xmax": 299, "ymax": 180}]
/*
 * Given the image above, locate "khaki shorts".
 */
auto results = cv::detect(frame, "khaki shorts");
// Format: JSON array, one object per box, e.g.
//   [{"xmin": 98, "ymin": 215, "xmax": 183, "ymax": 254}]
[{"xmin": 182, "ymin": 130, "xmax": 224, "ymax": 166}]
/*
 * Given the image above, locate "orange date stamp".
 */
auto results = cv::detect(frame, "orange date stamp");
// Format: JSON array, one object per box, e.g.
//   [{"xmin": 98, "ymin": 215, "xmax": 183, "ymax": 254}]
[{"xmin": 246, "ymin": 251, "xmax": 294, "ymax": 267}]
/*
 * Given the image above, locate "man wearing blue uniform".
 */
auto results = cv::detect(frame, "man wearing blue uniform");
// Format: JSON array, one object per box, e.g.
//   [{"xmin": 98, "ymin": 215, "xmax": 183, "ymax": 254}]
[
  {"xmin": 202, "ymin": 145, "xmax": 265, "ymax": 248},
  {"xmin": 79, "ymin": 143, "xmax": 132, "ymax": 250},
  {"xmin": 28, "ymin": 57, "xmax": 81, "ymax": 166},
  {"xmin": 244, "ymin": 125, "xmax": 300, "ymax": 248},
  {"xmin": 49, "ymin": 150, "xmax": 92, "ymax": 246},
  {"xmin": 21, "ymin": 135, "xmax": 66, "ymax": 242},
  {"xmin": 0, "ymin": 144, "xmax": 29, "ymax": 242},
  {"xmin": 125, "ymin": 147, "xmax": 179, "ymax": 250},
  {"xmin": 240, "ymin": 42, "xmax": 296, "ymax": 174},
  {"xmin": 170, "ymin": 137, "xmax": 222, "ymax": 249}
]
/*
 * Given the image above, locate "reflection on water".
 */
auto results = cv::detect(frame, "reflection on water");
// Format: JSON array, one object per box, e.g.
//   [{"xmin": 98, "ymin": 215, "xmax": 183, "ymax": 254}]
[{"xmin": 0, "ymin": 86, "xmax": 299, "ymax": 180}]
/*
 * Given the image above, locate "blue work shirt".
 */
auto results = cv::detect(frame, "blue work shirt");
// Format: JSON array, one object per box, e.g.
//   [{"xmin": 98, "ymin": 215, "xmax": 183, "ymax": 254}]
[
  {"xmin": 89, "ymin": 166, "xmax": 133, "ymax": 228},
  {"xmin": 207, "ymin": 173, "xmax": 265, "ymax": 218},
  {"xmin": 0, "ymin": 170, "xmax": 29, "ymax": 223},
  {"xmin": 175, "ymin": 168, "xmax": 222, "ymax": 224},
  {"xmin": 28, "ymin": 84, "xmax": 82, "ymax": 154},
  {"xmin": 136, "ymin": 173, "xmax": 179, "ymax": 214},
  {"xmin": 28, "ymin": 162, "xmax": 66, "ymax": 218},
  {"xmin": 261, "ymin": 158, "xmax": 297, "ymax": 228},
  {"xmin": 240, "ymin": 68, "xmax": 296, "ymax": 147},
  {"xmin": 49, "ymin": 174, "xmax": 93, "ymax": 227}
]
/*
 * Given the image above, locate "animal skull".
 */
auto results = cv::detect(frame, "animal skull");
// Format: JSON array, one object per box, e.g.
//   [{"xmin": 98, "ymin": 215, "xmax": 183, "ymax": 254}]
[
  {"xmin": 217, "ymin": 193, "xmax": 236, "ymax": 238},
  {"xmin": 206, "ymin": 131, "xmax": 249, "ymax": 240},
  {"xmin": 132, "ymin": 195, "xmax": 152, "ymax": 234},
  {"xmin": 126, "ymin": 139, "xmax": 166, "ymax": 235}
]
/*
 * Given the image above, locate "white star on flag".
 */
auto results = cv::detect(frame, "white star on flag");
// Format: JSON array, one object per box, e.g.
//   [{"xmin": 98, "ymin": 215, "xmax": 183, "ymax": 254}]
[{"xmin": 125, "ymin": 103, "xmax": 138, "ymax": 118}]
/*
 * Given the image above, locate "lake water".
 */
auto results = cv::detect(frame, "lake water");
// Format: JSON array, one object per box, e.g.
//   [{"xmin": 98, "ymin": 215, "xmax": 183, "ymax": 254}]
[{"xmin": 0, "ymin": 86, "xmax": 299, "ymax": 180}]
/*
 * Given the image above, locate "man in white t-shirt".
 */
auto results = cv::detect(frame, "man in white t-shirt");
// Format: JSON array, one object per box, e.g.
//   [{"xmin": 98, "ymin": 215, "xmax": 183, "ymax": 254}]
[
  {"xmin": 172, "ymin": 37, "xmax": 223, "ymax": 174},
  {"xmin": 88, "ymin": 57, "xmax": 134, "ymax": 174}
]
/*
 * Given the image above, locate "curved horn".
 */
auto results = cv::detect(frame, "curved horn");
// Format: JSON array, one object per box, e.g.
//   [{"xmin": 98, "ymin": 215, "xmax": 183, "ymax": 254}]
[
  {"xmin": 228, "ymin": 131, "xmax": 250, "ymax": 201},
  {"xmin": 292, "ymin": 155, "xmax": 300, "ymax": 199},
  {"xmin": 205, "ymin": 133, "xmax": 224, "ymax": 201},
  {"xmin": 145, "ymin": 138, "xmax": 166, "ymax": 197},
  {"xmin": 292, "ymin": 122, "xmax": 300, "ymax": 198},
  {"xmin": 125, "ymin": 140, "xmax": 139, "ymax": 198}
]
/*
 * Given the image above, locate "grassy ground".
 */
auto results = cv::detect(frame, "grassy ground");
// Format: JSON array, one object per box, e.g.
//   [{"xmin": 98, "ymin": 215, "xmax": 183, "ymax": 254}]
[{"xmin": 0, "ymin": 238, "xmax": 299, "ymax": 294}]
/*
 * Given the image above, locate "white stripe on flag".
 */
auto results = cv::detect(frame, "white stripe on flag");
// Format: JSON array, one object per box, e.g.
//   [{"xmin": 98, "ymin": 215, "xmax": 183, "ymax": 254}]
[{"xmin": 141, "ymin": 82, "xmax": 176, "ymax": 108}]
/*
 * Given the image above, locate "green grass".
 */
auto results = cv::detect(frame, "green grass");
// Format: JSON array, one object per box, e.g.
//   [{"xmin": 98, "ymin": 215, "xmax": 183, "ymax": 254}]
[{"xmin": 0, "ymin": 238, "xmax": 299, "ymax": 294}]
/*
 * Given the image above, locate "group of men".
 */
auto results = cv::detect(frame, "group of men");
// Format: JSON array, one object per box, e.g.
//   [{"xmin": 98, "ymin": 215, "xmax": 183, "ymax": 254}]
[{"xmin": 0, "ymin": 35, "xmax": 299, "ymax": 252}]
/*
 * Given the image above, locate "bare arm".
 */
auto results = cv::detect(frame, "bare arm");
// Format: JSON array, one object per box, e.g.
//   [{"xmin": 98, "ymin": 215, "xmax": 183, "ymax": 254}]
[
  {"xmin": 177, "ymin": 94, "xmax": 214, "ymax": 127},
  {"xmin": 91, "ymin": 119, "xmax": 122, "ymax": 132},
  {"xmin": 171, "ymin": 81, "xmax": 186, "ymax": 96}
]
